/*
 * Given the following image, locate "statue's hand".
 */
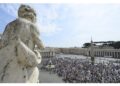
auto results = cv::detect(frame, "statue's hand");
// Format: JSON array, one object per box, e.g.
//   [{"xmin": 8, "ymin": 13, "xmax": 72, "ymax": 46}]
[
  {"xmin": 34, "ymin": 50, "xmax": 42, "ymax": 64},
  {"xmin": 38, "ymin": 44, "xmax": 45, "ymax": 50},
  {"xmin": 34, "ymin": 50, "xmax": 42, "ymax": 59}
]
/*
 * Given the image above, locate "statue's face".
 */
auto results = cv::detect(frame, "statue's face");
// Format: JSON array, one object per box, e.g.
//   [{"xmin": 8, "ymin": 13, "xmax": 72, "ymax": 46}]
[{"xmin": 18, "ymin": 5, "xmax": 36, "ymax": 23}]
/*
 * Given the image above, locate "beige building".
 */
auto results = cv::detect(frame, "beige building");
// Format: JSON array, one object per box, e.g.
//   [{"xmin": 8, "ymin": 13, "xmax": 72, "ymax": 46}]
[
  {"xmin": 40, "ymin": 47, "xmax": 55, "ymax": 58},
  {"xmin": 40, "ymin": 47, "xmax": 120, "ymax": 59},
  {"xmin": 89, "ymin": 48, "xmax": 120, "ymax": 58}
]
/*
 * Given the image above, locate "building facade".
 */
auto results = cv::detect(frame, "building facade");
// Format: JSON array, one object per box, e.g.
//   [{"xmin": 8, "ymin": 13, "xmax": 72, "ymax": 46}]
[
  {"xmin": 39, "ymin": 47, "xmax": 120, "ymax": 59},
  {"xmin": 40, "ymin": 47, "xmax": 55, "ymax": 58}
]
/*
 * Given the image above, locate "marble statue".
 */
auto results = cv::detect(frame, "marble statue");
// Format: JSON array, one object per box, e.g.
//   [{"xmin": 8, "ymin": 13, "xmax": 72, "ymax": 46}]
[{"xmin": 0, "ymin": 4, "xmax": 44, "ymax": 83}]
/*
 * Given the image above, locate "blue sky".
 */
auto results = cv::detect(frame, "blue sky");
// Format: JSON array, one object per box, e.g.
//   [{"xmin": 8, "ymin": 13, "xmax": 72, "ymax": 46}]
[{"xmin": 0, "ymin": 4, "xmax": 120, "ymax": 47}]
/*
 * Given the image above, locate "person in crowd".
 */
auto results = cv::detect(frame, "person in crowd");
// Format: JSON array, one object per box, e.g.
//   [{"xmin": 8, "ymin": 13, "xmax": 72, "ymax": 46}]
[{"xmin": 40, "ymin": 57, "xmax": 120, "ymax": 83}]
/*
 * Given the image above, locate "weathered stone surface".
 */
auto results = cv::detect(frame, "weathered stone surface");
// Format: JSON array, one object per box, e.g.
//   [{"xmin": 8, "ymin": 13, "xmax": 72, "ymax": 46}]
[{"xmin": 0, "ymin": 4, "xmax": 44, "ymax": 83}]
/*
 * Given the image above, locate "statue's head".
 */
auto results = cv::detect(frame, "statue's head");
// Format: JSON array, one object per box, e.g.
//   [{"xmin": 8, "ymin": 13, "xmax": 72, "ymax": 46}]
[{"xmin": 18, "ymin": 4, "xmax": 36, "ymax": 23}]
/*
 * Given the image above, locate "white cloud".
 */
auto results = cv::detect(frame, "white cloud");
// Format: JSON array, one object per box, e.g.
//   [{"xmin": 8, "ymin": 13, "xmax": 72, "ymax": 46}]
[
  {"xmin": 51, "ymin": 4, "xmax": 120, "ymax": 47},
  {"xmin": 37, "ymin": 22, "xmax": 62, "ymax": 36},
  {"xmin": 37, "ymin": 5, "xmax": 60, "ymax": 20},
  {"xmin": 33, "ymin": 4, "xmax": 63, "ymax": 36}
]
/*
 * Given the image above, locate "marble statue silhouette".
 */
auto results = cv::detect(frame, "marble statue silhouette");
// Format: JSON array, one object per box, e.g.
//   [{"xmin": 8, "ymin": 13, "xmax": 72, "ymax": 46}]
[{"xmin": 0, "ymin": 4, "xmax": 44, "ymax": 83}]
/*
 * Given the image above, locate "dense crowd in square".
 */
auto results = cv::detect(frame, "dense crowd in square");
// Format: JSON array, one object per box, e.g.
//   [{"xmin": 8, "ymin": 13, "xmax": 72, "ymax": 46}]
[{"xmin": 40, "ymin": 57, "xmax": 120, "ymax": 83}]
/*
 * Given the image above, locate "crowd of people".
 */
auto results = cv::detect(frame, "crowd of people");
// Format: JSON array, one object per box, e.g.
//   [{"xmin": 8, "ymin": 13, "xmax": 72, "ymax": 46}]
[{"xmin": 40, "ymin": 57, "xmax": 120, "ymax": 83}]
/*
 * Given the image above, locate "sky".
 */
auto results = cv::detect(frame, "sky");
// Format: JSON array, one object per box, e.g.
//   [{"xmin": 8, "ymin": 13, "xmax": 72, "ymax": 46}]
[{"xmin": 0, "ymin": 3, "xmax": 120, "ymax": 47}]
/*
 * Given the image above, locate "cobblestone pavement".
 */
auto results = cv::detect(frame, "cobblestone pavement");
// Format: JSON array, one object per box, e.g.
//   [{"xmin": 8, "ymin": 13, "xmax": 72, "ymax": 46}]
[{"xmin": 39, "ymin": 70, "xmax": 64, "ymax": 83}]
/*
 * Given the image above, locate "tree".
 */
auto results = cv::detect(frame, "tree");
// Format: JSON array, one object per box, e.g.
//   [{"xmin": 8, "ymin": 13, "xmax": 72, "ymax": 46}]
[
  {"xmin": 113, "ymin": 41, "xmax": 120, "ymax": 49},
  {"xmin": 83, "ymin": 43, "xmax": 91, "ymax": 48}
]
